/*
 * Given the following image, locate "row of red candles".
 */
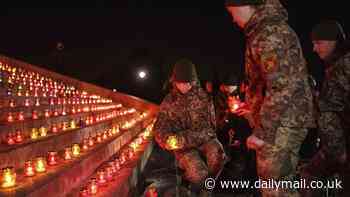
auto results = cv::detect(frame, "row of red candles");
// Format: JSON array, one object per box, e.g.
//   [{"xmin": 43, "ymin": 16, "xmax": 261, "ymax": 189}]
[{"xmin": 0, "ymin": 125, "xmax": 126, "ymax": 189}]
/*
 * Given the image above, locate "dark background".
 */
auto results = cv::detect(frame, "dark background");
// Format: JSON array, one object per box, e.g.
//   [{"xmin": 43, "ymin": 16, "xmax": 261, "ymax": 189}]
[{"xmin": 0, "ymin": 0, "xmax": 348, "ymax": 103}]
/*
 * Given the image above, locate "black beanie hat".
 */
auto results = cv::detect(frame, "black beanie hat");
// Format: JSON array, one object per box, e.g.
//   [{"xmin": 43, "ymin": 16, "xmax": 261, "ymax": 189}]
[
  {"xmin": 172, "ymin": 59, "xmax": 198, "ymax": 83},
  {"xmin": 225, "ymin": 0, "xmax": 264, "ymax": 6},
  {"xmin": 311, "ymin": 20, "xmax": 346, "ymax": 41}
]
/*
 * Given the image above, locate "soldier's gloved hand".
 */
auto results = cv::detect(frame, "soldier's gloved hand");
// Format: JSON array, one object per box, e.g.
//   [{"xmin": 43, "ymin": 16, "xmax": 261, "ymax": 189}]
[
  {"xmin": 165, "ymin": 135, "xmax": 185, "ymax": 151},
  {"xmin": 246, "ymin": 134, "xmax": 265, "ymax": 150}
]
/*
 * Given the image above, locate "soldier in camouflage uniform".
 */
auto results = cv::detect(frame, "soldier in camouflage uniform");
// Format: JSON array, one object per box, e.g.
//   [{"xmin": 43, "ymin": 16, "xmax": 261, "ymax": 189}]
[
  {"xmin": 301, "ymin": 20, "xmax": 350, "ymax": 196},
  {"xmin": 154, "ymin": 59, "xmax": 226, "ymax": 196},
  {"xmin": 226, "ymin": 0, "xmax": 316, "ymax": 196}
]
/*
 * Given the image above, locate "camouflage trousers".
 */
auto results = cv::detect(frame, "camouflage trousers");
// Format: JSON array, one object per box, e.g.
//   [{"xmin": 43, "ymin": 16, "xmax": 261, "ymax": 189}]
[
  {"xmin": 256, "ymin": 127, "xmax": 307, "ymax": 197},
  {"xmin": 174, "ymin": 138, "xmax": 226, "ymax": 188},
  {"xmin": 301, "ymin": 112, "xmax": 347, "ymax": 196}
]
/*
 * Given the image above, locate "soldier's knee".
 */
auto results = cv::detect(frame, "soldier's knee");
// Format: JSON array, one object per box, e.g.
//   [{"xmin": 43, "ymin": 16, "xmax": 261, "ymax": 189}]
[{"xmin": 186, "ymin": 168, "xmax": 208, "ymax": 184}]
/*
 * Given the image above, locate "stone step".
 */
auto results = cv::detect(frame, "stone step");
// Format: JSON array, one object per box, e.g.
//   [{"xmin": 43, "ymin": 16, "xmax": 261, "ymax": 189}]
[{"xmin": 0, "ymin": 119, "xmax": 149, "ymax": 197}]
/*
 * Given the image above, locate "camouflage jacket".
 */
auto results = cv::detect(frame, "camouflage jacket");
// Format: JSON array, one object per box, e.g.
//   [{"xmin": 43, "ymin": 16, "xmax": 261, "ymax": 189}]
[
  {"xmin": 244, "ymin": 0, "xmax": 316, "ymax": 144},
  {"xmin": 319, "ymin": 52, "xmax": 350, "ymax": 128},
  {"xmin": 154, "ymin": 84, "xmax": 217, "ymax": 150}
]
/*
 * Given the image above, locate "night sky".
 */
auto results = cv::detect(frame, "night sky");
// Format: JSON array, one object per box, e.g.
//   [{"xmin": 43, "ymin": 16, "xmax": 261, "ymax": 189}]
[{"xmin": 0, "ymin": 1, "xmax": 349, "ymax": 103}]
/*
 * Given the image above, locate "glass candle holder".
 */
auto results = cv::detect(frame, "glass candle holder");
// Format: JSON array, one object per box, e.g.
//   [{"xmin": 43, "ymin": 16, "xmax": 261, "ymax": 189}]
[
  {"xmin": 82, "ymin": 138, "xmax": 89, "ymax": 151},
  {"xmin": 15, "ymin": 131, "xmax": 23, "ymax": 143},
  {"xmin": 105, "ymin": 166, "xmax": 114, "ymax": 182},
  {"xmin": 35, "ymin": 157, "xmax": 46, "ymax": 173},
  {"xmin": 47, "ymin": 151, "xmax": 59, "ymax": 166},
  {"xmin": 88, "ymin": 178, "xmax": 98, "ymax": 195},
  {"xmin": 24, "ymin": 160, "xmax": 35, "ymax": 177},
  {"xmin": 31, "ymin": 128, "xmax": 39, "ymax": 140},
  {"xmin": 1, "ymin": 167, "xmax": 16, "ymax": 188},
  {"xmin": 97, "ymin": 170, "xmax": 107, "ymax": 186},
  {"xmin": 39, "ymin": 126, "xmax": 47, "ymax": 137},
  {"xmin": 64, "ymin": 147, "xmax": 73, "ymax": 160},
  {"xmin": 6, "ymin": 133, "xmax": 15, "ymax": 145},
  {"xmin": 72, "ymin": 144, "xmax": 81, "ymax": 157},
  {"xmin": 88, "ymin": 136, "xmax": 94, "ymax": 147},
  {"xmin": 17, "ymin": 112, "xmax": 24, "ymax": 121},
  {"xmin": 7, "ymin": 113, "xmax": 14, "ymax": 123}
]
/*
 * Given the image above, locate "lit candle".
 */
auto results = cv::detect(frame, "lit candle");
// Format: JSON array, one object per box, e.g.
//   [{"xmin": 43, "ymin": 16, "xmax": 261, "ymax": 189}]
[
  {"xmin": 39, "ymin": 126, "xmax": 47, "ymax": 137},
  {"xmin": 105, "ymin": 166, "xmax": 114, "ymax": 182},
  {"xmin": 70, "ymin": 120, "xmax": 76, "ymax": 129},
  {"xmin": 31, "ymin": 128, "xmax": 39, "ymax": 140},
  {"xmin": 88, "ymin": 178, "xmax": 98, "ymax": 195},
  {"xmin": 72, "ymin": 144, "xmax": 81, "ymax": 157},
  {"xmin": 88, "ymin": 136, "xmax": 94, "ymax": 147},
  {"xmin": 17, "ymin": 111, "xmax": 24, "ymax": 121},
  {"xmin": 50, "ymin": 98, "xmax": 55, "ymax": 105},
  {"xmin": 128, "ymin": 149, "xmax": 135, "ymax": 159},
  {"xmin": 1, "ymin": 167, "xmax": 16, "ymax": 188},
  {"xmin": 24, "ymin": 160, "xmax": 35, "ymax": 177},
  {"xmin": 47, "ymin": 151, "xmax": 59, "ymax": 166},
  {"xmin": 82, "ymin": 138, "xmax": 89, "ymax": 151},
  {"xmin": 102, "ymin": 132, "xmax": 108, "ymax": 140},
  {"xmin": 9, "ymin": 100, "xmax": 15, "ymax": 107},
  {"xmin": 71, "ymin": 108, "xmax": 76, "ymax": 114},
  {"xmin": 53, "ymin": 110, "xmax": 59, "ymax": 116},
  {"xmin": 96, "ymin": 134, "xmax": 102, "ymax": 143},
  {"xmin": 108, "ymin": 162, "xmax": 117, "ymax": 175},
  {"xmin": 62, "ymin": 122, "xmax": 68, "ymax": 131},
  {"xmin": 97, "ymin": 170, "xmax": 107, "ymax": 185},
  {"xmin": 32, "ymin": 110, "xmax": 39, "ymax": 120},
  {"xmin": 24, "ymin": 99, "xmax": 30, "ymax": 107},
  {"xmin": 6, "ymin": 133, "xmax": 15, "ymax": 145},
  {"xmin": 25, "ymin": 90, "xmax": 30, "ymax": 97},
  {"xmin": 108, "ymin": 130, "xmax": 113, "ymax": 137},
  {"xmin": 64, "ymin": 147, "xmax": 73, "ymax": 160},
  {"xmin": 51, "ymin": 124, "xmax": 58, "ymax": 133},
  {"xmin": 7, "ymin": 113, "xmax": 14, "ymax": 122},
  {"xmin": 35, "ymin": 157, "xmax": 46, "ymax": 173},
  {"xmin": 35, "ymin": 98, "xmax": 40, "ymax": 106},
  {"xmin": 44, "ymin": 110, "xmax": 50, "ymax": 118},
  {"xmin": 15, "ymin": 131, "xmax": 23, "ymax": 143}
]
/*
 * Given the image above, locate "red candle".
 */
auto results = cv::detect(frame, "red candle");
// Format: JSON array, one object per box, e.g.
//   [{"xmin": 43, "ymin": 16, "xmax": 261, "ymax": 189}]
[
  {"xmin": 24, "ymin": 99, "xmax": 30, "ymax": 107},
  {"xmin": 82, "ymin": 138, "xmax": 89, "ymax": 151},
  {"xmin": 96, "ymin": 134, "xmax": 102, "ymax": 143},
  {"xmin": 7, "ymin": 113, "xmax": 14, "ymax": 123},
  {"xmin": 47, "ymin": 151, "xmax": 59, "ymax": 165},
  {"xmin": 105, "ymin": 166, "xmax": 114, "ymax": 182},
  {"xmin": 35, "ymin": 98, "xmax": 40, "ymax": 106},
  {"xmin": 52, "ymin": 124, "xmax": 58, "ymax": 133},
  {"xmin": 25, "ymin": 160, "xmax": 35, "ymax": 177},
  {"xmin": 49, "ymin": 98, "xmax": 54, "ymax": 106},
  {"xmin": 6, "ymin": 133, "xmax": 15, "ymax": 145},
  {"xmin": 44, "ymin": 110, "xmax": 50, "ymax": 118},
  {"xmin": 97, "ymin": 170, "xmax": 107, "ymax": 186},
  {"xmin": 108, "ymin": 162, "xmax": 117, "ymax": 175},
  {"xmin": 15, "ymin": 131, "xmax": 23, "ymax": 143},
  {"xmin": 102, "ymin": 132, "xmax": 108, "ymax": 140},
  {"xmin": 9, "ymin": 100, "xmax": 15, "ymax": 107},
  {"xmin": 18, "ymin": 112, "xmax": 24, "ymax": 121},
  {"xmin": 88, "ymin": 136, "xmax": 94, "ymax": 147},
  {"xmin": 88, "ymin": 178, "xmax": 98, "ymax": 195},
  {"xmin": 64, "ymin": 147, "xmax": 72, "ymax": 160},
  {"xmin": 32, "ymin": 110, "xmax": 39, "ymax": 120}
]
